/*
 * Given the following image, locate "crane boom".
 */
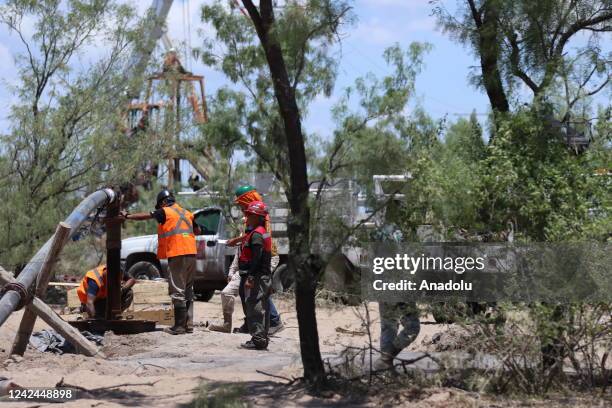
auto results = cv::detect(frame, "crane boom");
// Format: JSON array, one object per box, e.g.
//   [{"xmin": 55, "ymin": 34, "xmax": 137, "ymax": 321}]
[{"xmin": 125, "ymin": 0, "xmax": 175, "ymax": 98}]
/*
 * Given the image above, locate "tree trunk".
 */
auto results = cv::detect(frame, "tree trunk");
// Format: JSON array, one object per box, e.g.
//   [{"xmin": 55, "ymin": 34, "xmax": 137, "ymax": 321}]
[
  {"xmin": 241, "ymin": 0, "xmax": 326, "ymax": 384},
  {"xmin": 471, "ymin": 0, "xmax": 510, "ymax": 115}
]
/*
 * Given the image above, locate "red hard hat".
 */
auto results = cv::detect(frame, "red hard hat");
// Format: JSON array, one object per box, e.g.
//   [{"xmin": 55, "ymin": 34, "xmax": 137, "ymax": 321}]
[{"xmin": 245, "ymin": 201, "xmax": 268, "ymax": 217}]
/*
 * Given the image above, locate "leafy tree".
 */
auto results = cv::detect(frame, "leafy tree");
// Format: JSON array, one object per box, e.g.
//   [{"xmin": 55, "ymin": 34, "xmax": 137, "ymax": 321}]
[
  {"xmin": 0, "ymin": 0, "xmax": 158, "ymax": 268},
  {"xmin": 445, "ymin": 111, "xmax": 486, "ymax": 162},
  {"xmin": 391, "ymin": 114, "xmax": 486, "ymax": 236},
  {"xmin": 319, "ymin": 43, "xmax": 432, "ymax": 197},
  {"xmin": 433, "ymin": 0, "xmax": 611, "ymax": 116},
  {"xmin": 481, "ymin": 109, "xmax": 610, "ymax": 241},
  {"xmin": 198, "ymin": 0, "xmax": 353, "ymax": 385}
]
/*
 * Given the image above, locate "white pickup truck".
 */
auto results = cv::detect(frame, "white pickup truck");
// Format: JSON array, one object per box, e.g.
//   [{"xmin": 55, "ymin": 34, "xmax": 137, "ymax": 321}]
[
  {"xmin": 119, "ymin": 181, "xmax": 369, "ymax": 302},
  {"xmin": 120, "ymin": 206, "xmax": 235, "ymax": 301}
]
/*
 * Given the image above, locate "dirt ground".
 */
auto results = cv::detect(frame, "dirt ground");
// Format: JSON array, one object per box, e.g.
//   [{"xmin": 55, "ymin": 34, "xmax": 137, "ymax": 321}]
[{"xmin": 0, "ymin": 295, "xmax": 609, "ymax": 407}]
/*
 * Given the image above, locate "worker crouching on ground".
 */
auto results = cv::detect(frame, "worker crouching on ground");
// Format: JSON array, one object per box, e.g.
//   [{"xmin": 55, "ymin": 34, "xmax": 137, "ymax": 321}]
[
  {"xmin": 77, "ymin": 264, "xmax": 136, "ymax": 319},
  {"xmin": 121, "ymin": 190, "xmax": 199, "ymax": 335},
  {"xmin": 207, "ymin": 185, "xmax": 283, "ymax": 334},
  {"xmin": 238, "ymin": 201, "xmax": 273, "ymax": 350}
]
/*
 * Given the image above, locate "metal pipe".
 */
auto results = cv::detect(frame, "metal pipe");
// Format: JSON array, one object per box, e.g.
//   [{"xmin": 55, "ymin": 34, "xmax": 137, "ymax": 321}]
[{"xmin": 0, "ymin": 189, "xmax": 116, "ymax": 327}]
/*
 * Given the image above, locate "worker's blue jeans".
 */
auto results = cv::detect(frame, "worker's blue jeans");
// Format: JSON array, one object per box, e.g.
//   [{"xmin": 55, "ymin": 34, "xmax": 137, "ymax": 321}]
[
  {"xmin": 269, "ymin": 299, "xmax": 280, "ymax": 326},
  {"xmin": 238, "ymin": 281, "xmax": 281, "ymax": 327}
]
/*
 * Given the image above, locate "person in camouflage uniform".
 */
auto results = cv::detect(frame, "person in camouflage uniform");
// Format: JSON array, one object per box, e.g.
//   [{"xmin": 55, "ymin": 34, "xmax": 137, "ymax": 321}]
[
  {"xmin": 376, "ymin": 301, "xmax": 421, "ymax": 370},
  {"xmin": 372, "ymin": 213, "xmax": 421, "ymax": 371}
]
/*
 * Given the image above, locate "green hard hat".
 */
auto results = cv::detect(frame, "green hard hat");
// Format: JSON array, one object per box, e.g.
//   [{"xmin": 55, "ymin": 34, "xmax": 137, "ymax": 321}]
[{"xmin": 235, "ymin": 185, "xmax": 256, "ymax": 197}]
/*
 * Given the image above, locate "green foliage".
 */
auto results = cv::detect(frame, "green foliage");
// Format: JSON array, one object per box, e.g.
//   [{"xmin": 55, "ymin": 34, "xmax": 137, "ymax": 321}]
[
  {"xmin": 188, "ymin": 382, "xmax": 246, "ymax": 408},
  {"xmin": 321, "ymin": 43, "xmax": 432, "ymax": 196},
  {"xmin": 0, "ymin": 0, "xmax": 159, "ymax": 268},
  {"xmin": 399, "ymin": 114, "xmax": 486, "ymax": 234},
  {"xmin": 445, "ymin": 112, "xmax": 486, "ymax": 162},
  {"xmin": 389, "ymin": 106, "xmax": 610, "ymax": 244},
  {"xmin": 481, "ymin": 109, "xmax": 610, "ymax": 241},
  {"xmin": 197, "ymin": 0, "xmax": 354, "ymax": 187},
  {"xmin": 433, "ymin": 0, "xmax": 611, "ymax": 115}
]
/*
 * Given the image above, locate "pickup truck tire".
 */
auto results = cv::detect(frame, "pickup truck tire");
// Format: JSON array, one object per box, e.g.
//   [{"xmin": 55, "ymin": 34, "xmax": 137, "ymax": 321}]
[
  {"xmin": 272, "ymin": 264, "xmax": 294, "ymax": 293},
  {"xmin": 127, "ymin": 261, "xmax": 161, "ymax": 280},
  {"xmin": 195, "ymin": 290, "xmax": 215, "ymax": 302}
]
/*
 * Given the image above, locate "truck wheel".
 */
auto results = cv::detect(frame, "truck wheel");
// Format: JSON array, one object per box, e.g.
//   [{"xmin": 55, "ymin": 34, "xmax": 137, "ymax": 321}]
[
  {"xmin": 195, "ymin": 290, "xmax": 215, "ymax": 302},
  {"xmin": 272, "ymin": 264, "xmax": 294, "ymax": 293},
  {"xmin": 127, "ymin": 261, "xmax": 161, "ymax": 280}
]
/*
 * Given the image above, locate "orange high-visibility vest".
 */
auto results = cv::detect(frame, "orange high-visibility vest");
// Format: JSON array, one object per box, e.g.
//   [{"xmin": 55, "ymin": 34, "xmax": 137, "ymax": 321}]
[
  {"xmin": 77, "ymin": 265, "xmax": 107, "ymax": 304},
  {"xmin": 157, "ymin": 203, "xmax": 197, "ymax": 259}
]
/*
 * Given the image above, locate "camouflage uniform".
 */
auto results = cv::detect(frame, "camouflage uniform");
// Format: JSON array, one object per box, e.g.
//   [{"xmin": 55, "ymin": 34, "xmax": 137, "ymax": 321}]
[{"xmin": 378, "ymin": 301, "xmax": 420, "ymax": 368}]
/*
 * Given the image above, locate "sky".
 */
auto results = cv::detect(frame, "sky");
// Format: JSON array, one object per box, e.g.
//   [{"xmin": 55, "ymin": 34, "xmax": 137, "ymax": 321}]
[
  {"xmin": 0, "ymin": 0, "xmax": 491, "ymax": 138},
  {"xmin": 1, "ymin": 0, "xmax": 608, "ymax": 147}
]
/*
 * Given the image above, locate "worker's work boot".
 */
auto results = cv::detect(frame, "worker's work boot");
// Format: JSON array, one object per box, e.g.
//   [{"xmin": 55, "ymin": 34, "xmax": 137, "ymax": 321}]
[
  {"xmin": 269, "ymin": 321, "xmax": 285, "ymax": 335},
  {"xmin": 373, "ymin": 355, "xmax": 395, "ymax": 371},
  {"xmin": 165, "ymin": 305, "xmax": 187, "ymax": 335},
  {"xmin": 185, "ymin": 301, "xmax": 194, "ymax": 334},
  {"xmin": 240, "ymin": 340, "xmax": 267, "ymax": 350},
  {"xmin": 233, "ymin": 319, "xmax": 249, "ymax": 334},
  {"xmin": 208, "ymin": 313, "xmax": 232, "ymax": 333},
  {"xmin": 373, "ymin": 347, "xmax": 401, "ymax": 372}
]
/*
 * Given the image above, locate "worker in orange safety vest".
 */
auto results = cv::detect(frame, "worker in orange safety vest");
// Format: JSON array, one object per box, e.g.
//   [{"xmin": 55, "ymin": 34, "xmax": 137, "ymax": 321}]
[
  {"xmin": 77, "ymin": 264, "xmax": 136, "ymax": 319},
  {"xmin": 121, "ymin": 189, "xmax": 199, "ymax": 335}
]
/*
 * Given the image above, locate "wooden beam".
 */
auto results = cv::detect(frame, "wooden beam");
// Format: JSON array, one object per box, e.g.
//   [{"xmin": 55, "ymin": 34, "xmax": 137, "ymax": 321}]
[
  {"xmin": 11, "ymin": 223, "xmax": 71, "ymax": 356},
  {"xmin": 0, "ymin": 266, "xmax": 104, "ymax": 358},
  {"xmin": 48, "ymin": 282, "xmax": 80, "ymax": 287}
]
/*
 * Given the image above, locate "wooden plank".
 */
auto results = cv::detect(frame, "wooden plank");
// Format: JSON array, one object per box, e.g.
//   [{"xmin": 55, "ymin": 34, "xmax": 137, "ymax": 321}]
[
  {"xmin": 122, "ymin": 308, "xmax": 173, "ymax": 326},
  {"xmin": 48, "ymin": 282, "xmax": 80, "ymax": 287},
  {"xmin": 148, "ymin": 73, "xmax": 204, "ymax": 81},
  {"xmin": 132, "ymin": 280, "xmax": 169, "ymax": 294},
  {"xmin": 65, "ymin": 280, "xmax": 170, "ymax": 309},
  {"xmin": 66, "ymin": 288, "xmax": 80, "ymax": 309},
  {"xmin": 132, "ymin": 294, "xmax": 172, "ymax": 305},
  {"xmin": 68, "ymin": 306, "xmax": 173, "ymax": 326},
  {"xmin": 131, "ymin": 280, "xmax": 171, "ymax": 304},
  {"xmin": 0, "ymin": 266, "xmax": 104, "ymax": 358},
  {"xmin": 12, "ymin": 222, "xmax": 71, "ymax": 356}
]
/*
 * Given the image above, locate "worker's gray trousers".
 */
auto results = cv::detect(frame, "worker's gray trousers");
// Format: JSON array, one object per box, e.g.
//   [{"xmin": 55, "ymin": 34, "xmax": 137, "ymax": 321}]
[
  {"xmin": 167, "ymin": 254, "xmax": 196, "ymax": 309},
  {"xmin": 379, "ymin": 302, "xmax": 420, "ymax": 356},
  {"xmin": 239, "ymin": 274, "xmax": 272, "ymax": 348}
]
